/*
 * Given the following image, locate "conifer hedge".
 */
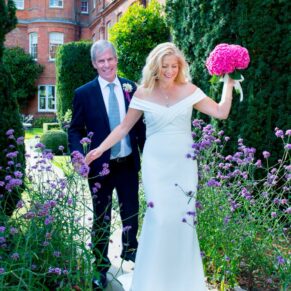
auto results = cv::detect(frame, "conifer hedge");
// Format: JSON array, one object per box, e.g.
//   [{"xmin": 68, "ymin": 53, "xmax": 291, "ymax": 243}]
[
  {"xmin": 55, "ymin": 41, "xmax": 95, "ymax": 122},
  {"xmin": 166, "ymin": 0, "xmax": 290, "ymax": 163},
  {"xmin": 0, "ymin": 0, "xmax": 25, "ymax": 217}
]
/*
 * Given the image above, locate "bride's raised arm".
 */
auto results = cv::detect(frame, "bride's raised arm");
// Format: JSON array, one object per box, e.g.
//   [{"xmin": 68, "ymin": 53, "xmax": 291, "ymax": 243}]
[
  {"xmin": 194, "ymin": 76, "xmax": 235, "ymax": 120},
  {"xmin": 85, "ymin": 108, "xmax": 143, "ymax": 165}
]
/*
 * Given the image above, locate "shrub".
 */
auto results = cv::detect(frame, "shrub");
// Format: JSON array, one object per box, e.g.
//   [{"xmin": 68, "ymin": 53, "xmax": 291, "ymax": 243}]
[
  {"xmin": 109, "ymin": 0, "xmax": 170, "ymax": 82},
  {"xmin": 0, "ymin": 0, "xmax": 25, "ymax": 219},
  {"xmin": 3, "ymin": 47, "xmax": 43, "ymax": 109},
  {"xmin": 166, "ymin": 0, "xmax": 291, "ymax": 165},
  {"xmin": 43, "ymin": 122, "xmax": 60, "ymax": 133},
  {"xmin": 33, "ymin": 116, "xmax": 56, "ymax": 128},
  {"xmin": 56, "ymin": 41, "xmax": 96, "ymax": 123},
  {"xmin": 40, "ymin": 130, "xmax": 68, "ymax": 155}
]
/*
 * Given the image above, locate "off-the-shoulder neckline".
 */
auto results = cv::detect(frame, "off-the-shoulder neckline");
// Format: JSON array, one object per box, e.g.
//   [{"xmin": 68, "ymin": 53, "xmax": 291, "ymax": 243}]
[{"xmin": 132, "ymin": 88, "xmax": 200, "ymax": 109}]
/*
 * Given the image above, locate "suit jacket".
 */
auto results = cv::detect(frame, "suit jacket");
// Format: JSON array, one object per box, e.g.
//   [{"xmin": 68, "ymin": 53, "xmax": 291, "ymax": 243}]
[{"xmin": 68, "ymin": 76, "xmax": 146, "ymax": 177}]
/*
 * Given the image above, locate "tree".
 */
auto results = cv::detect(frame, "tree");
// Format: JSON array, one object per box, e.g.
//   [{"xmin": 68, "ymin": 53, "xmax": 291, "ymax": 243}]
[
  {"xmin": 109, "ymin": 0, "xmax": 170, "ymax": 82},
  {"xmin": 0, "ymin": 0, "xmax": 25, "ymax": 218},
  {"xmin": 166, "ymin": 0, "xmax": 291, "ymax": 164},
  {"xmin": 3, "ymin": 47, "xmax": 43, "ymax": 109},
  {"xmin": 56, "ymin": 41, "xmax": 96, "ymax": 123}
]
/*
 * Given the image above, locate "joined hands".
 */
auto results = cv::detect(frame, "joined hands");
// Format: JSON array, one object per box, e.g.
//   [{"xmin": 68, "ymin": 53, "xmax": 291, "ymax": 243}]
[{"xmin": 85, "ymin": 147, "xmax": 103, "ymax": 165}]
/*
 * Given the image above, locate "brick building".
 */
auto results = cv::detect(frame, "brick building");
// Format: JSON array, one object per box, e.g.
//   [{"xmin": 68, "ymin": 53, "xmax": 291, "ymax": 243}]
[{"xmin": 4, "ymin": 0, "xmax": 165, "ymax": 118}]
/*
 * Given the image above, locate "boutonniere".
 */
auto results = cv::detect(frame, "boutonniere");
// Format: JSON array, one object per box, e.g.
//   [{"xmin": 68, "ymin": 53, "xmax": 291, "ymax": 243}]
[{"xmin": 122, "ymin": 83, "xmax": 133, "ymax": 102}]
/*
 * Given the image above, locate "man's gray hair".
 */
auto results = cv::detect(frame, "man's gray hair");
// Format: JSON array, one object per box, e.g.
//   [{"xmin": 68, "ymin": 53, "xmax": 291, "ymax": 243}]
[{"xmin": 90, "ymin": 40, "xmax": 117, "ymax": 64}]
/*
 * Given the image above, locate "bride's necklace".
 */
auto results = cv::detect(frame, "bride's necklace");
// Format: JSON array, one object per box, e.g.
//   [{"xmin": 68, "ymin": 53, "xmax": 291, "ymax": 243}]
[{"xmin": 159, "ymin": 87, "xmax": 173, "ymax": 107}]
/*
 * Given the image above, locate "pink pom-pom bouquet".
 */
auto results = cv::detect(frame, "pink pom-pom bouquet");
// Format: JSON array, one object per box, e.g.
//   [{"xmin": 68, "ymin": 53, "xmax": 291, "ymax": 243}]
[{"xmin": 206, "ymin": 43, "xmax": 250, "ymax": 77}]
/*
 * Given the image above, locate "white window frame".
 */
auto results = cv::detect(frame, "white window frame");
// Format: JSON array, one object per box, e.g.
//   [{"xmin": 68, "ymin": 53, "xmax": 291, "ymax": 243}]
[
  {"xmin": 38, "ymin": 85, "xmax": 57, "ymax": 112},
  {"xmin": 14, "ymin": 0, "xmax": 24, "ymax": 10},
  {"xmin": 49, "ymin": 32, "xmax": 64, "ymax": 61},
  {"xmin": 81, "ymin": 0, "xmax": 89, "ymax": 14},
  {"xmin": 106, "ymin": 21, "xmax": 111, "ymax": 40},
  {"xmin": 29, "ymin": 32, "xmax": 38, "ymax": 60},
  {"xmin": 117, "ymin": 12, "xmax": 122, "ymax": 22},
  {"xmin": 49, "ymin": 0, "xmax": 63, "ymax": 8}
]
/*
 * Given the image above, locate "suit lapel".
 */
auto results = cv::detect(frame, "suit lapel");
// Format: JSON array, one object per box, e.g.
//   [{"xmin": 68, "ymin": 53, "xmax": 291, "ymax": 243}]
[{"xmin": 119, "ymin": 77, "xmax": 130, "ymax": 111}]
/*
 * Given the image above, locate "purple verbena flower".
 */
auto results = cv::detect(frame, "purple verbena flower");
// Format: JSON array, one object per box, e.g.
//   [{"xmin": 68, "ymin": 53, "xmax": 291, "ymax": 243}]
[
  {"xmin": 263, "ymin": 151, "xmax": 270, "ymax": 159},
  {"xmin": 277, "ymin": 256, "xmax": 285, "ymax": 265},
  {"xmin": 16, "ymin": 136, "xmax": 25, "ymax": 145},
  {"xmin": 6, "ymin": 129, "xmax": 14, "ymax": 136},
  {"xmin": 147, "ymin": 201, "xmax": 154, "ymax": 208},
  {"xmin": 11, "ymin": 253, "xmax": 20, "ymax": 260},
  {"xmin": 275, "ymin": 128, "xmax": 284, "ymax": 138},
  {"xmin": 80, "ymin": 137, "xmax": 91, "ymax": 145},
  {"xmin": 122, "ymin": 225, "xmax": 132, "ymax": 232}
]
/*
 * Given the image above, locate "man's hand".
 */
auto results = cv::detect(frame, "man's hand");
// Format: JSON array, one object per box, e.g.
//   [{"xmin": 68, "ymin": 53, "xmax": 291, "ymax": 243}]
[{"xmin": 85, "ymin": 147, "xmax": 103, "ymax": 165}]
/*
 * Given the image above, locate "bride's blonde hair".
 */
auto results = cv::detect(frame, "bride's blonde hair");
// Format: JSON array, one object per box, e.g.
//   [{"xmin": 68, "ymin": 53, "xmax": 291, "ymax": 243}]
[{"xmin": 140, "ymin": 42, "xmax": 191, "ymax": 91}]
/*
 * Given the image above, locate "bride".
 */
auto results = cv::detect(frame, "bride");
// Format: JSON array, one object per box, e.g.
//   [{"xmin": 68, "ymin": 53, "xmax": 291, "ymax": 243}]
[{"xmin": 85, "ymin": 42, "xmax": 234, "ymax": 291}]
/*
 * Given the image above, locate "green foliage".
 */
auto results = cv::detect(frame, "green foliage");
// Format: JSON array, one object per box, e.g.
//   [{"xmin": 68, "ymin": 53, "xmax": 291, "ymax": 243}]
[
  {"xmin": 55, "ymin": 41, "xmax": 96, "ymax": 122},
  {"xmin": 109, "ymin": 0, "xmax": 170, "ymax": 82},
  {"xmin": 0, "ymin": 65, "xmax": 25, "ymax": 218},
  {"xmin": 33, "ymin": 116, "xmax": 56, "ymax": 128},
  {"xmin": 0, "ymin": 0, "xmax": 24, "ymax": 218},
  {"xmin": 40, "ymin": 130, "xmax": 68, "ymax": 155},
  {"xmin": 43, "ymin": 122, "xmax": 60, "ymax": 133},
  {"xmin": 166, "ymin": 0, "xmax": 291, "ymax": 164},
  {"xmin": 0, "ymin": 0, "xmax": 17, "ymax": 59},
  {"xmin": 0, "ymin": 146, "xmax": 95, "ymax": 289},
  {"xmin": 3, "ymin": 47, "xmax": 43, "ymax": 108},
  {"xmin": 192, "ymin": 120, "xmax": 290, "ymax": 290}
]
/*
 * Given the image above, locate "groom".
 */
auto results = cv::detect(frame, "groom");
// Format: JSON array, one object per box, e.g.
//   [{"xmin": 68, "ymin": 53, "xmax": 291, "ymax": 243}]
[{"xmin": 68, "ymin": 40, "xmax": 145, "ymax": 290}]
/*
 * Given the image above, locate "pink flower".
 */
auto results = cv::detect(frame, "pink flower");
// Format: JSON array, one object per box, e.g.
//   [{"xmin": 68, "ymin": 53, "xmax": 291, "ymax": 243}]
[{"xmin": 206, "ymin": 43, "xmax": 250, "ymax": 76}]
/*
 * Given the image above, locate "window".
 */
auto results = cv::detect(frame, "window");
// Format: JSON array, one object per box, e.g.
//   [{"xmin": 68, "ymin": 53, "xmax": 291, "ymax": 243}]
[
  {"xmin": 49, "ymin": 32, "xmax": 64, "ymax": 61},
  {"xmin": 93, "ymin": 0, "xmax": 96, "ymax": 9},
  {"xmin": 14, "ymin": 0, "xmax": 24, "ymax": 9},
  {"xmin": 117, "ymin": 12, "xmax": 122, "ymax": 22},
  {"xmin": 29, "ymin": 33, "xmax": 38, "ymax": 60},
  {"xmin": 106, "ymin": 21, "xmax": 111, "ymax": 39},
  {"xmin": 38, "ymin": 85, "xmax": 56, "ymax": 112},
  {"xmin": 49, "ymin": 0, "xmax": 63, "ymax": 8},
  {"xmin": 81, "ymin": 0, "xmax": 88, "ymax": 13}
]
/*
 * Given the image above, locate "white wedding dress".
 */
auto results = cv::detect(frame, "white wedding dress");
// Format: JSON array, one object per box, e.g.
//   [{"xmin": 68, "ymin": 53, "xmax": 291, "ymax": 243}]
[{"xmin": 122, "ymin": 88, "xmax": 207, "ymax": 291}]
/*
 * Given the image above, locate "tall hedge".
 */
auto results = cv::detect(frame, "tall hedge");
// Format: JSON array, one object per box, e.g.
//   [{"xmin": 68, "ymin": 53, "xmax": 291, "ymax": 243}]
[
  {"xmin": 55, "ymin": 41, "xmax": 96, "ymax": 122},
  {"xmin": 109, "ymin": 0, "xmax": 170, "ymax": 82},
  {"xmin": 166, "ymin": 0, "xmax": 291, "ymax": 163},
  {"xmin": 3, "ymin": 47, "xmax": 43, "ymax": 109},
  {"xmin": 0, "ymin": 0, "xmax": 25, "ymax": 218}
]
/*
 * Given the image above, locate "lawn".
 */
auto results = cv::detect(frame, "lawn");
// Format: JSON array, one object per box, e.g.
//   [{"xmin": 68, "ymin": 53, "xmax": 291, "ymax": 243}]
[{"xmin": 24, "ymin": 127, "xmax": 43, "ymax": 139}]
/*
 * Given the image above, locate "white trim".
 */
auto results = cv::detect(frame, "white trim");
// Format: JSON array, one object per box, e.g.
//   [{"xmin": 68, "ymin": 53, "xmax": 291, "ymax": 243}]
[
  {"xmin": 49, "ymin": 0, "xmax": 63, "ymax": 8},
  {"xmin": 49, "ymin": 32, "xmax": 64, "ymax": 61},
  {"xmin": 29, "ymin": 32, "xmax": 38, "ymax": 61},
  {"xmin": 81, "ymin": 0, "xmax": 89, "ymax": 14},
  {"xmin": 38, "ymin": 85, "xmax": 57, "ymax": 113},
  {"xmin": 14, "ymin": 0, "xmax": 24, "ymax": 10}
]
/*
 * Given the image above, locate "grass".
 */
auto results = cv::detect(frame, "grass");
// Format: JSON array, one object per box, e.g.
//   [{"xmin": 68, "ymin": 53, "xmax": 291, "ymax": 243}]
[{"xmin": 24, "ymin": 127, "xmax": 43, "ymax": 140}]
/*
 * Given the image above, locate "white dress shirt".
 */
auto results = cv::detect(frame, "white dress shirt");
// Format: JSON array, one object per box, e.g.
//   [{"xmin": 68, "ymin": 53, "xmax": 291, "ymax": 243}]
[{"xmin": 98, "ymin": 76, "xmax": 132, "ymax": 159}]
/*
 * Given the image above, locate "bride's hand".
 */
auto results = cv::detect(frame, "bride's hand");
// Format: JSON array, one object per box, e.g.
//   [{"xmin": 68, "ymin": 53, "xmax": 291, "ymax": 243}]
[{"xmin": 85, "ymin": 147, "xmax": 103, "ymax": 165}]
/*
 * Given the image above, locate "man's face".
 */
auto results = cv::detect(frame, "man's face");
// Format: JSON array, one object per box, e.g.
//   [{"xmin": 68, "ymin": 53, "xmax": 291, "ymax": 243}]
[{"xmin": 93, "ymin": 48, "xmax": 118, "ymax": 82}]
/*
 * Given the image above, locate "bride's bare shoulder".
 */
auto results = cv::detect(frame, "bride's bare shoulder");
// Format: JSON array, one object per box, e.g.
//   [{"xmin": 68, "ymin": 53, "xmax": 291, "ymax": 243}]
[
  {"xmin": 178, "ymin": 82, "xmax": 198, "ymax": 96},
  {"xmin": 134, "ymin": 86, "xmax": 151, "ymax": 99}
]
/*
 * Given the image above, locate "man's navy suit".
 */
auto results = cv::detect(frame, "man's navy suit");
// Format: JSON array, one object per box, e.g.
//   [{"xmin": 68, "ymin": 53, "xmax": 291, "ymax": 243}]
[{"xmin": 68, "ymin": 76, "xmax": 145, "ymax": 274}]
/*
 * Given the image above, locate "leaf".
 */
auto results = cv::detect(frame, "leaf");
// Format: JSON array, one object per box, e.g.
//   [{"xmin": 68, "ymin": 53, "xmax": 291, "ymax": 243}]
[
  {"xmin": 210, "ymin": 75, "xmax": 220, "ymax": 84},
  {"xmin": 229, "ymin": 70, "xmax": 242, "ymax": 80}
]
